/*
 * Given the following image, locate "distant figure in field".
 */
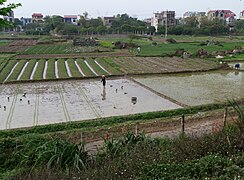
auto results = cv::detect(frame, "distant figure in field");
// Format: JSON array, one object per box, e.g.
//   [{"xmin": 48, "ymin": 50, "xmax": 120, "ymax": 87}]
[
  {"xmin": 28, "ymin": 100, "xmax": 30, "ymax": 104},
  {"xmin": 7, "ymin": 97, "xmax": 10, "ymax": 102},
  {"xmin": 235, "ymin": 63, "xmax": 240, "ymax": 69},
  {"xmin": 4, "ymin": 106, "xmax": 6, "ymax": 111},
  {"xmin": 101, "ymin": 75, "xmax": 106, "ymax": 87},
  {"xmin": 23, "ymin": 93, "xmax": 26, "ymax": 97},
  {"xmin": 137, "ymin": 47, "xmax": 141, "ymax": 53}
]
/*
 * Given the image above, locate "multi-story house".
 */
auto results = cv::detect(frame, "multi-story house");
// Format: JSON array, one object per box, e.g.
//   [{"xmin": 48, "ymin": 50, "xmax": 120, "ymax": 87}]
[
  {"xmin": 151, "ymin": 11, "xmax": 176, "ymax": 32},
  {"xmin": 32, "ymin": 13, "xmax": 44, "ymax": 23},
  {"xmin": 183, "ymin": 11, "xmax": 206, "ymax": 19},
  {"xmin": 102, "ymin": 17, "xmax": 115, "ymax": 28},
  {"xmin": 64, "ymin": 15, "xmax": 80, "ymax": 25},
  {"xmin": 240, "ymin": 10, "xmax": 244, "ymax": 20},
  {"xmin": 20, "ymin": 17, "xmax": 32, "ymax": 26},
  {"xmin": 207, "ymin": 10, "xmax": 236, "ymax": 25}
]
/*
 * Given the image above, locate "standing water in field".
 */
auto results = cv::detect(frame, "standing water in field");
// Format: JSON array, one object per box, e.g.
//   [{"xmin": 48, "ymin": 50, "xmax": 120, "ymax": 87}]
[{"xmin": 134, "ymin": 71, "xmax": 244, "ymax": 106}]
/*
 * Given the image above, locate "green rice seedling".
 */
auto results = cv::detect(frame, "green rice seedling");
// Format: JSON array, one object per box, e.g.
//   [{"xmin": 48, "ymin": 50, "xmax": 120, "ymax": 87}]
[
  {"xmin": 87, "ymin": 59, "xmax": 108, "ymax": 76},
  {"xmin": 0, "ymin": 60, "xmax": 18, "ymax": 82},
  {"xmin": 8, "ymin": 60, "xmax": 27, "ymax": 81},
  {"xmin": 57, "ymin": 59, "xmax": 69, "ymax": 78},
  {"xmin": 67, "ymin": 59, "xmax": 82, "ymax": 78},
  {"xmin": 20, "ymin": 60, "xmax": 37, "ymax": 81},
  {"xmin": 96, "ymin": 58, "xmax": 122, "ymax": 75},
  {"xmin": 76, "ymin": 59, "xmax": 95, "ymax": 77},
  {"xmin": 46, "ymin": 59, "xmax": 56, "ymax": 79},
  {"xmin": 33, "ymin": 59, "xmax": 46, "ymax": 80}
]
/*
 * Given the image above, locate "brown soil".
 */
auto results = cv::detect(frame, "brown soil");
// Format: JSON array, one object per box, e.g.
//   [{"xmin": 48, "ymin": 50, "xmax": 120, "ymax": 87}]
[
  {"xmin": 0, "ymin": 46, "xmax": 30, "ymax": 53},
  {"xmin": 52, "ymin": 109, "xmax": 239, "ymax": 154},
  {"xmin": 9, "ymin": 40, "xmax": 38, "ymax": 46}
]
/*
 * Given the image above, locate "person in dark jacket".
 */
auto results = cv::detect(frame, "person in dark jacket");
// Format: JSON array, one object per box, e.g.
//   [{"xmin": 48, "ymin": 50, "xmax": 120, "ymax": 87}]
[{"xmin": 101, "ymin": 75, "xmax": 106, "ymax": 87}]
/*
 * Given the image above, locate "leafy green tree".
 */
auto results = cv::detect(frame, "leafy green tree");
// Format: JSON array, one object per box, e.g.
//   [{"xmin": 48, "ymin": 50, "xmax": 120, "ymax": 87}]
[
  {"xmin": 44, "ymin": 15, "xmax": 64, "ymax": 33},
  {"xmin": 96, "ymin": 25, "xmax": 107, "ymax": 34},
  {"xmin": 0, "ymin": 0, "xmax": 21, "ymax": 28},
  {"xmin": 234, "ymin": 20, "xmax": 244, "ymax": 33},
  {"xmin": 147, "ymin": 26, "xmax": 156, "ymax": 35},
  {"xmin": 184, "ymin": 16, "xmax": 199, "ymax": 28}
]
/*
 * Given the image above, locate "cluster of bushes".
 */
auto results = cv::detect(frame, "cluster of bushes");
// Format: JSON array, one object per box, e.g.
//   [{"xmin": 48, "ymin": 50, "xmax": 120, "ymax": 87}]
[{"xmin": 1, "ymin": 125, "xmax": 243, "ymax": 179}]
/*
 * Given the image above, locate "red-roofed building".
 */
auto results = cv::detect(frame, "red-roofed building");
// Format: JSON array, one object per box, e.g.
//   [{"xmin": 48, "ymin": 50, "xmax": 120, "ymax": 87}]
[
  {"xmin": 32, "ymin": 13, "xmax": 44, "ymax": 23},
  {"xmin": 64, "ymin": 15, "xmax": 80, "ymax": 25},
  {"xmin": 207, "ymin": 10, "xmax": 236, "ymax": 25}
]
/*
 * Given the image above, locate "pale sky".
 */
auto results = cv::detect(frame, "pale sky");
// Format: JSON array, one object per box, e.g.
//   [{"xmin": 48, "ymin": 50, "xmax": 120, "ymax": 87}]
[{"xmin": 7, "ymin": 0, "xmax": 244, "ymax": 19}]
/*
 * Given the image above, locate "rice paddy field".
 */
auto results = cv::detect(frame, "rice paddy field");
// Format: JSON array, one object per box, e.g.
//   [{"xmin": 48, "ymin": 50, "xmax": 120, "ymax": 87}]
[
  {"xmin": 134, "ymin": 70, "xmax": 244, "ymax": 106},
  {"xmin": 0, "ymin": 79, "xmax": 181, "ymax": 130},
  {"xmin": 0, "ymin": 35, "xmax": 243, "ymax": 130}
]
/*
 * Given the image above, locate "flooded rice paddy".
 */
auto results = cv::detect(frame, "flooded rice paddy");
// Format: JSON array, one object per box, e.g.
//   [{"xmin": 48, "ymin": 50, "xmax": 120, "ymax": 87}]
[
  {"xmin": 227, "ymin": 62, "xmax": 244, "ymax": 70},
  {"xmin": 135, "ymin": 71, "xmax": 244, "ymax": 106},
  {"xmin": 0, "ymin": 79, "xmax": 181, "ymax": 130}
]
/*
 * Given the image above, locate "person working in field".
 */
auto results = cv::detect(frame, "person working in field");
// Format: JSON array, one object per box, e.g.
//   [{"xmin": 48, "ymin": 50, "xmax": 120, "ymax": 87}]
[{"xmin": 101, "ymin": 75, "xmax": 106, "ymax": 87}]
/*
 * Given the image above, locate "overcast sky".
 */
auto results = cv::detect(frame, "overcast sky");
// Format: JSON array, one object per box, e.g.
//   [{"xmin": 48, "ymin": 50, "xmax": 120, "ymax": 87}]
[{"xmin": 7, "ymin": 0, "xmax": 244, "ymax": 19}]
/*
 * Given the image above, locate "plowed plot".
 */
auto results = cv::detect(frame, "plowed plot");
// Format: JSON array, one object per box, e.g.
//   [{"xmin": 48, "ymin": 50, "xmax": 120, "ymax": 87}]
[
  {"xmin": 9, "ymin": 40, "xmax": 38, "ymax": 46},
  {"xmin": 0, "ymin": 46, "xmax": 30, "ymax": 53},
  {"xmin": 113, "ymin": 57, "xmax": 220, "ymax": 74}
]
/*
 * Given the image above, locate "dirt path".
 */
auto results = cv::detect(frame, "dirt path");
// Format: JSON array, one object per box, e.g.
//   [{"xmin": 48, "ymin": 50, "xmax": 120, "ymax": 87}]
[{"xmin": 83, "ymin": 110, "xmax": 237, "ymax": 154}]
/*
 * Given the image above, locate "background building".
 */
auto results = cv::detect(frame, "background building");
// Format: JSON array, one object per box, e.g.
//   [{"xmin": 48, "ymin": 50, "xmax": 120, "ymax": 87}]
[
  {"xmin": 64, "ymin": 15, "xmax": 80, "ymax": 25},
  {"xmin": 32, "ymin": 13, "xmax": 44, "ymax": 23},
  {"xmin": 151, "ymin": 11, "xmax": 176, "ymax": 32}
]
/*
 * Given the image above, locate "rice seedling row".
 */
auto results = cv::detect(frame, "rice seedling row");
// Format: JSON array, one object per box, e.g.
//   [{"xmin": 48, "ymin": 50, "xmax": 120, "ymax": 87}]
[
  {"xmin": 76, "ymin": 59, "xmax": 95, "ymax": 77},
  {"xmin": 65, "ymin": 60, "xmax": 72, "ymax": 77},
  {"xmin": 20, "ymin": 60, "xmax": 37, "ymax": 80},
  {"xmin": 17, "ymin": 61, "xmax": 29, "ymax": 80},
  {"xmin": 57, "ymin": 59, "xmax": 69, "ymax": 78},
  {"xmin": 33, "ymin": 59, "xmax": 46, "ymax": 80},
  {"xmin": 0, "ymin": 60, "xmax": 18, "ymax": 82},
  {"xmin": 46, "ymin": 59, "xmax": 56, "ymax": 79},
  {"xmin": 67, "ymin": 59, "xmax": 82, "ymax": 78},
  {"xmin": 96, "ymin": 58, "xmax": 122, "ymax": 75},
  {"xmin": 84, "ymin": 60, "xmax": 99, "ymax": 76},
  {"xmin": 87, "ymin": 59, "xmax": 109, "ymax": 76},
  {"xmin": 7, "ymin": 60, "xmax": 27, "ymax": 82}
]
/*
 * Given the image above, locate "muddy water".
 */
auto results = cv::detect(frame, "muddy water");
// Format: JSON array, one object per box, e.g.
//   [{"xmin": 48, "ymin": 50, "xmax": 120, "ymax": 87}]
[
  {"xmin": 228, "ymin": 62, "xmax": 244, "ymax": 70},
  {"xmin": 0, "ymin": 79, "xmax": 181, "ymax": 130},
  {"xmin": 134, "ymin": 70, "xmax": 244, "ymax": 106}
]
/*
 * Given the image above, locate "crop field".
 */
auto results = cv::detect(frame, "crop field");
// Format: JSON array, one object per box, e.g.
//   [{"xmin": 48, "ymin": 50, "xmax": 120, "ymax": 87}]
[
  {"xmin": 9, "ymin": 40, "xmax": 38, "ymax": 46},
  {"xmin": 113, "ymin": 57, "xmax": 220, "ymax": 74},
  {"xmin": 0, "ymin": 57, "xmax": 221, "ymax": 83},
  {"xmin": 0, "ymin": 46, "xmax": 30, "ymax": 53},
  {"xmin": 0, "ymin": 58, "xmax": 122, "ymax": 83},
  {"xmin": 23, "ymin": 44, "xmax": 114, "ymax": 54},
  {"xmin": 139, "ymin": 42, "xmax": 244, "ymax": 56},
  {"xmin": 0, "ymin": 79, "xmax": 181, "ymax": 130}
]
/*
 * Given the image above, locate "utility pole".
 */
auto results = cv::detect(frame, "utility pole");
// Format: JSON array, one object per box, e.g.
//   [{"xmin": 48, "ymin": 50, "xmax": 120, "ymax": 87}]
[{"xmin": 165, "ymin": 10, "xmax": 168, "ymax": 38}]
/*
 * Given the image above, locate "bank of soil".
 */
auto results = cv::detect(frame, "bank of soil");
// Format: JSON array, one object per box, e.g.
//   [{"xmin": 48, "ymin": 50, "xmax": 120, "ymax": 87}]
[{"xmin": 51, "ymin": 109, "xmax": 238, "ymax": 154}]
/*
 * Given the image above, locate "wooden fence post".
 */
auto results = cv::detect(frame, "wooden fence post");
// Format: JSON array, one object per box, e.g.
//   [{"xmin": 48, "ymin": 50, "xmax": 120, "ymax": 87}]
[
  {"xmin": 80, "ymin": 132, "xmax": 83, "ymax": 143},
  {"xmin": 223, "ymin": 107, "xmax": 228, "ymax": 127},
  {"xmin": 181, "ymin": 114, "xmax": 185, "ymax": 133},
  {"xmin": 135, "ymin": 123, "xmax": 139, "ymax": 136}
]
